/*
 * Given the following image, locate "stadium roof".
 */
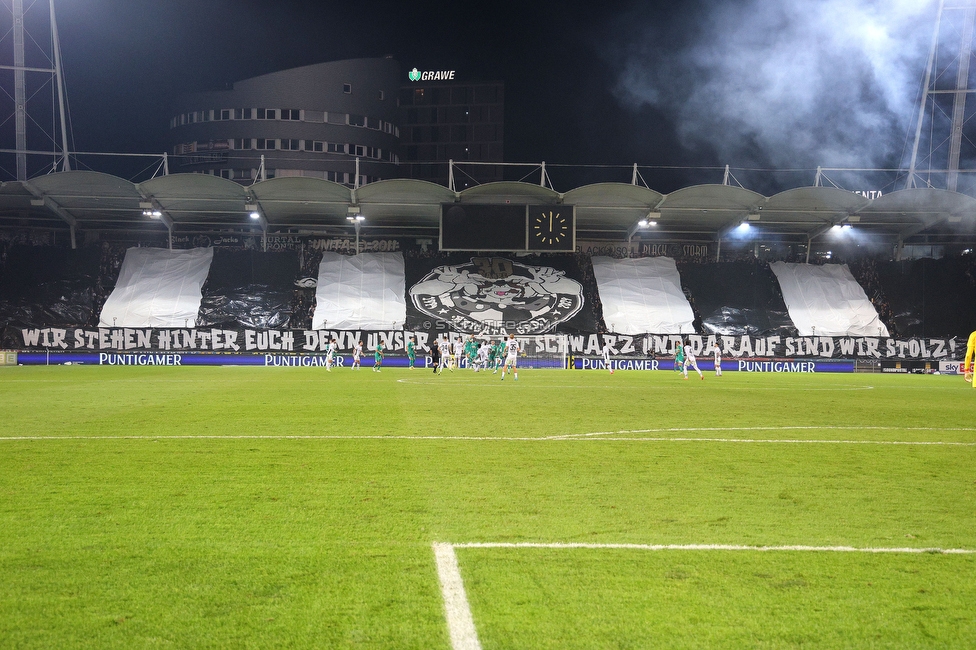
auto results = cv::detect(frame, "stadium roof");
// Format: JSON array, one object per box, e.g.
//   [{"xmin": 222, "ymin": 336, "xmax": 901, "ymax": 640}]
[{"xmin": 2, "ymin": 171, "xmax": 976, "ymax": 244}]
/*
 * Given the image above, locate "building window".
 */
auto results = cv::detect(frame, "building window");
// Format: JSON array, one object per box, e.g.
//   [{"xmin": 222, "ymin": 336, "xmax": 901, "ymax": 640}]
[
  {"xmin": 343, "ymin": 83, "xmax": 352, "ymax": 94},
  {"xmin": 348, "ymin": 114, "xmax": 365, "ymax": 127},
  {"xmin": 235, "ymin": 138, "xmax": 252, "ymax": 150},
  {"xmin": 281, "ymin": 109, "xmax": 300, "ymax": 120},
  {"xmin": 327, "ymin": 142, "xmax": 346, "ymax": 154},
  {"xmin": 234, "ymin": 108, "xmax": 250, "ymax": 120},
  {"xmin": 353, "ymin": 144, "xmax": 365, "ymax": 157},
  {"xmin": 255, "ymin": 139, "xmax": 277, "ymax": 150},
  {"xmin": 220, "ymin": 109, "xmax": 231, "ymax": 120},
  {"xmin": 282, "ymin": 139, "xmax": 302, "ymax": 151}
]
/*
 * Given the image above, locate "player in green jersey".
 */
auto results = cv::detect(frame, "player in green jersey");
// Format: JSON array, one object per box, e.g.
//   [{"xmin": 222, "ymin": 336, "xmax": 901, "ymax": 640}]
[
  {"xmin": 492, "ymin": 340, "xmax": 504, "ymax": 373},
  {"xmin": 406, "ymin": 336, "xmax": 417, "ymax": 369},
  {"xmin": 464, "ymin": 336, "xmax": 478, "ymax": 369},
  {"xmin": 373, "ymin": 342, "xmax": 384, "ymax": 372},
  {"xmin": 674, "ymin": 341, "xmax": 685, "ymax": 373}
]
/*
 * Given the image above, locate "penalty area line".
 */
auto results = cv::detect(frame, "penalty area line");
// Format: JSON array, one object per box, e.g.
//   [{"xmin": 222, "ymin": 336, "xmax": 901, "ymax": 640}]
[
  {"xmin": 450, "ymin": 542, "xmax": 976, "ymax": 554},
  {"xmin": 433, "ymin": 542, "xmax": 482, "ymax": 650},
  {"xmin": 434, "ymin": 541, "xmax": 975, "ymax": 649}
]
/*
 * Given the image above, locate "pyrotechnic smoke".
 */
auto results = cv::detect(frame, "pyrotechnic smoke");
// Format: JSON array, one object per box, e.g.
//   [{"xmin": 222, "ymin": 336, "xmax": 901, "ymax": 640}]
[{"xmin": 610, "ymin": 0, "xmax": 938, "ymax": 169}]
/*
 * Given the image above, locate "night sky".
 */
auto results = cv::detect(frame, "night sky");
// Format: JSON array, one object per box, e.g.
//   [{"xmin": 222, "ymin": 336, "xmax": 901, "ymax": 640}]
[{"xmin": 5, "ymin": 0, "xmax": 945, "ymax": 192}]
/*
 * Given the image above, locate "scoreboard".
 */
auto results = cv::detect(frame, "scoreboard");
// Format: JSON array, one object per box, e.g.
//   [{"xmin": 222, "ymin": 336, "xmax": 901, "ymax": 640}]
[{"xmin": 439, "ymin": 204, "xmax": 576, "ymax": 252}]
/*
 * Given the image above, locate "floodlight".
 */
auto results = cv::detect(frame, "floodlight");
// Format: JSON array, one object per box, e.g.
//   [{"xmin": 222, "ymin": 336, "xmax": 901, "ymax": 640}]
[
  {"xmin": 648, "ymin": 220, "xmax": 657, "ymax": 226},
  {"xmin": 638, "ymin": 219, "xmax": 648, "ymax": 228},
  {"xmin": 347, "ymin": 215, "xmax": 365, "ymax": 222},
  {"xmin": 249, "ymin": 211, "xmax": 261, "ymax": 220},
  {"xmin": 736, "ymin": 221, "xmax": 750, "ymax": 231},
  {"xmin": 831, "ymin": 224, "xmax": 842, "ymax": 232}
]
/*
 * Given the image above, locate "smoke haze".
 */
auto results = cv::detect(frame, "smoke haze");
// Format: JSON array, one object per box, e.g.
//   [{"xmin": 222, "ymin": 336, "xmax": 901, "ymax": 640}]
[{"xmin": 610, "ymin": 0, "xmax": 938, "ymax": 170}]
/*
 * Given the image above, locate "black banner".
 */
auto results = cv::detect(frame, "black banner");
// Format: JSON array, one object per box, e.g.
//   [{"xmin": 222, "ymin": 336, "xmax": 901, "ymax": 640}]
[
  {"xmin": 404, "ymin": 253, "xmax": 600, "ymax": 334},
  {"xmin": 8, "ymin": 327, "xmax": 965, "ymax": 361}
]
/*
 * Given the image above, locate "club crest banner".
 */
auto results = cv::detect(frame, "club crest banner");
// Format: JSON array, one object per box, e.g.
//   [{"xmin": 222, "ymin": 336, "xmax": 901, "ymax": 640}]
[{"xmin": 405, "ymin": 254, "xmax": 596, "ymax": 334}]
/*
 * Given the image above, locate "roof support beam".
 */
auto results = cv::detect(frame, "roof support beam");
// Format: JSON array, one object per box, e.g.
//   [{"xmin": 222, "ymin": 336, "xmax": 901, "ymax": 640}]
[
  {"xmin": 898, "ymin": 213, "xmax": 948, "ymax": 241},
  {"xmin": 22, "ymin": 179, "xmax": 76, "ymax": 248}
]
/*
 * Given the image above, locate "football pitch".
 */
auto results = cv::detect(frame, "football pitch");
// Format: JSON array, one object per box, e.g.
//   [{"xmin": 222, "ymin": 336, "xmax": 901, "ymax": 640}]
[{"xmin": 0, "ymin": 365, "xmax": 974, "ymax": 648}]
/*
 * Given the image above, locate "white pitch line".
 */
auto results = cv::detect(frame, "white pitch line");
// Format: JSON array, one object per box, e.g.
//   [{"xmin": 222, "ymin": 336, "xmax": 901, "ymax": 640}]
[
  {"xmin": 451, "ymin": 542, "xmax": 976, "ymax": 554},
  {"xmin": 433, "ymin": 542, "xmax": 483, "ymax": 650},
  {"xmin": 545, "ymin": 425, "xmax": 976, "ymax": 439},
  {"xmin": 2, "ymin": 425, "xmax": 976, "ymax": 446}
]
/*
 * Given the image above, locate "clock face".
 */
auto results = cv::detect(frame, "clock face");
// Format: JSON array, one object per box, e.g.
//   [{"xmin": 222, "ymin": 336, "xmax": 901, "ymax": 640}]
[{"xmin": 531, "ymin": 210, "xmax": 572, "ymax": 249}]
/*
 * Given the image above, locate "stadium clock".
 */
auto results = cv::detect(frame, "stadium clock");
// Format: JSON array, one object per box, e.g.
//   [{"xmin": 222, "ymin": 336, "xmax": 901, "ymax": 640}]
[{"xmin": 529, "ymin": 207, "xmax": 575, "ymax": 252}]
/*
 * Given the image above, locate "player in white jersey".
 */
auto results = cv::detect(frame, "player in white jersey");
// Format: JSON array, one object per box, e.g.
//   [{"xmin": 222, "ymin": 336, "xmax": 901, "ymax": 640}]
[
  {"xmin": 440, "ymin": 337, "xmax": 451, "ymax": 373},
  {"xmin": 602, "ymin": 340, "xmax": 614, "ymax": 375},
  {"xmin": 454, "ymin": 337, "xmax": 465, "ymax": 370},
  {"xmin": 683, "ymin": 340, "xmax": 703, "ymax": 380},
  {"xmin": 351, "ymin": 340, "xmax": 363, "ymax": 369},
  {"xmin": 501, "ymin": 333, "xmax": 520, "ymax": 381},
  {"xmin": 326, "ymin": 337, "xmax": 338, "ymax": 371},
  {"xmin": 713, "ymin": 345, "xmax": 722, "ymax": 377},
  {"xmin": 448, "ymin": 336, "xmax": 464, "ymax": 372},
  {"xmin": 475, "ymin": 341, "xmax": 490, "ymax": 371}
]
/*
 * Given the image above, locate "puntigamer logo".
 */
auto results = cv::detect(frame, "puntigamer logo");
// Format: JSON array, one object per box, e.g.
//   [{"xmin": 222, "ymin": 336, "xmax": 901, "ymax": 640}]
[{"xmin": 409, "ymin": 68, "xmax": 455, "ymax": 81}]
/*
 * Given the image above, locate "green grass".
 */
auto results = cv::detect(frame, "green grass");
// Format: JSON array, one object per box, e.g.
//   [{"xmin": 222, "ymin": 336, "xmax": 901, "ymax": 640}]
[{"xmin": 0, "ymin": 366, "xmax": 974, "ymax": 648}]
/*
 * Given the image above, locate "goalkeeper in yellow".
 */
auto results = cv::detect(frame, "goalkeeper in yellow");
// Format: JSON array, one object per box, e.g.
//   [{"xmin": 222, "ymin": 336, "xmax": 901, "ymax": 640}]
[{"xmin": 965, "ymin": 330, "xmax": 976, "ymax": 386}]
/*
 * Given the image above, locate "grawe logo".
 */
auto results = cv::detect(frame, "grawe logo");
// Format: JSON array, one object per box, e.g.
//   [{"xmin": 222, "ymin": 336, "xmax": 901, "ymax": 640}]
[{"xmin": 408, "ymin": 68, "xmax": 456, "ymax": 81}]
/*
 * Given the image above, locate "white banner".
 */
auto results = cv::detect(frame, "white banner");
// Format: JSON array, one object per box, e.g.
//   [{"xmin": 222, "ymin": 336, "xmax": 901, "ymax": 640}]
[
  {"xmin": 98, "ymin": 247, "xmax": 213, "ymax": 328},
  {"xmin": 770, "ymin": 262, "xmax": 888, "ymax": 337},
  {"xmin": 311, "ymin": 252, "xmax": 406, "ymax": 330},
  {"xmin": 591, "ymin": 256, "xmax": 695, "ymax": 335}
]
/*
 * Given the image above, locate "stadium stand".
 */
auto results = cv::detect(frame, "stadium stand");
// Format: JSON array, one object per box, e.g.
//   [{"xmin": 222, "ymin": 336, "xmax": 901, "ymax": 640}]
[
  {"xmin": 1, "ymin": 234, "xmax": 974, "ymax": 344},
  {"xmin": 869, "ymin": 256, "xmax": 976, "ymax": 338},
  {"xmin": 0, "ymin": 244, "xmax": 101, "ymax": 328}
]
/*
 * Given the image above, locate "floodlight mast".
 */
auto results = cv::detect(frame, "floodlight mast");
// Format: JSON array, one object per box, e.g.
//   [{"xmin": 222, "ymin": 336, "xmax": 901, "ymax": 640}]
[
  {"xmin": 6, "ymin": 0, "xmax": 72, "ymax": 179},
  {"xmin": 907, "ymin": 0, "xmax": 976, "ymax": 192}
]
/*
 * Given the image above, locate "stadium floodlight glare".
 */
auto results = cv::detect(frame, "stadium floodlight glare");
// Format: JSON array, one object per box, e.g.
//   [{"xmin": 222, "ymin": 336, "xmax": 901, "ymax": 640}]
[
  {"xmin": 831, "ymin": 224, "xmax": 842, "ymax": 232},
  {"xmin": 638, "ymin": 219, "xmax": 648, "ymax": 228},
  {"xmin": 648, "ymin": 220, "xmax": 657, "ymax": 226},
  {"xmin": 143, "ymin": 209, "xmax": 162, "ymax": 219},
  {"xmin": 346, "ymin": 215, "xmax": 365, "ymax": 223},
  {"xmin": 842, "ymin": 224, "xmax": 853, "ymax": 230},
  {"xmin": 249, "ymin": 211, "xmax": 261, "ymax": 220},
  {"xmin": 737, "ymin": 221, "xmax": 750, "ymax": 231}
]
